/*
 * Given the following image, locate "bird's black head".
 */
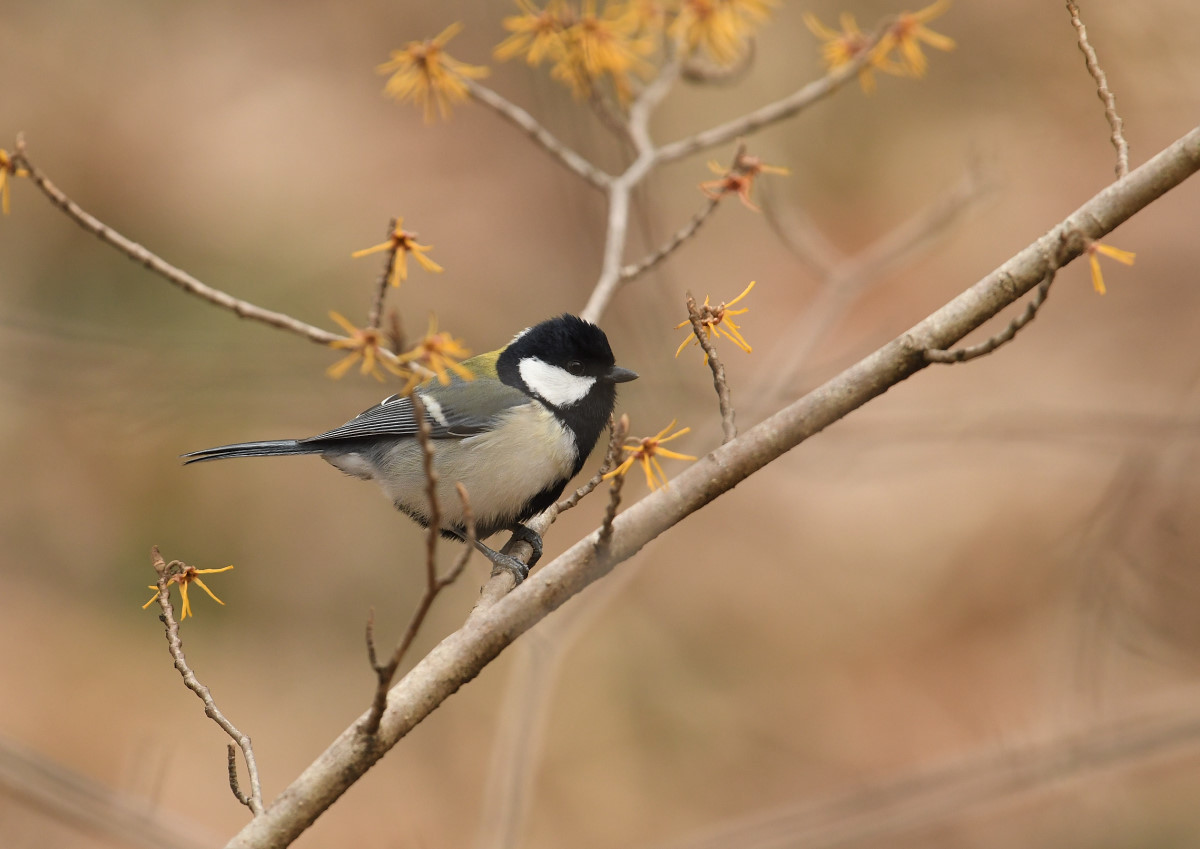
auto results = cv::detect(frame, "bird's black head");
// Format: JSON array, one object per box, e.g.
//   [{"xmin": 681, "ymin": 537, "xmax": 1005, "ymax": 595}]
[{"xmin": 497, "ymin": 314, "xmax": 637, "ymax": 468}]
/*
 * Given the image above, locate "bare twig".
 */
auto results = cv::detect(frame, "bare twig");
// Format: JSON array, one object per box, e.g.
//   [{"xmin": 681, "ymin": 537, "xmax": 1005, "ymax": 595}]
[
  {"xmin": 685, "ymin": 292, "xmax": 738, "ymax": 443},
  {"xmin": 594, "ymin": 414, "xmax": 630, "ymax": 553},
  {"xmin": 556, "ymin": 415, "xmax": 622, "ymax": 513},
  {"xmin": 653, "ymin": 23, "xmax": 890, "ymax": 166},
  {"xmin": 11, "ymin": 139, "xmax": 341, "ymax": 347},
  {"xmin": 148, "ymin": 547, "xmax": 263, "ymax": 816},
  {"xmin": 365, "ymin": 218, "xmax": 399, "ymax": 330},
  {"xmin": 225, "ymin": 123, "xmax": 1200, "ymax": 849},
  {"xmin": 362, "ymin": 405, "xmax": 476, "ymax": 736},
  {"xmin": 226, "ymin": 745, "xmax": 252, "ymax": 809},
  {"xmin": 757, "ymin": 165, "xmax": 985, "ymax": 400},
  {"xmin": 465, "ymin": 80, "xmax": 612, "ymax": 190},
  {"xmin": 618, "ymin": 195, "xmax": 721, "ymax": 283},
  {"xmin": 1066, "ymin": 1, "xmax": 1129, "ymax": 178},
  {"xmin": 581, "ymin": 59, "xmax": 682, "ymax": 323},
  {"xmin": 925, "ymin": 258, "xmax": 1059, "ymax": 364},
  {"xmin": 587, "ymin": 89, "xmax": 636, "ymax": 149},
  {"xmin": 595, "ymin": 469, "xmax": 625, "ymax": 554}
]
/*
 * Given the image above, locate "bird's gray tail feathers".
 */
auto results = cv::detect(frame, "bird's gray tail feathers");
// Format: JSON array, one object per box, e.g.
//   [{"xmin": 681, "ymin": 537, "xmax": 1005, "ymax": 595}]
[{"xmin": 182, "ymin": 440, "xmax": 321, "ymax": 464}]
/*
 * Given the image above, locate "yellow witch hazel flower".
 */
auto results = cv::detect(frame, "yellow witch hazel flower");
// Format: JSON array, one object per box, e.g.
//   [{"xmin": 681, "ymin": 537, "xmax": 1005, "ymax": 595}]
[
  {"xmin": 378, "ymin": 23, "xmax": 489, "ymax": 122},
  {"xmin": 496, "ymin": 0, "xmax": 654, "ymax": 100},
  {"xmin": 884, "ymin": 0, "xmax": 956, "ymax": 77},
  {"xmin": 804, "ymin": 0, "xmax": 953, "ymax": 89},
  {"xmin": 351, "ymin": 217, "xmax": 444, "ymax": 287},
  {"xmin": 676, "ymin": 280, "xmax": 755, "ymax": 359},
  {"xmin": 699, "ymin": 154, "xmax": 789, "ymax": 212},
  {"xmin": 603, "ymin": 420, "xmax": 697, "ymax": 490},
  {"xmin": 671, "ymin": 0, "xmax": 776, "ymax": 67},
  {"xmin": 327, "ymin": 311, "xmax": 408, "ymax": 382},
  {"xmin": 1084, "ymin": 240, "xmax": 1135, "ymax": 295},
  {"xmin": 496, "ymin": 0, "xmax": 572, "ymax": 65},
  {"xmin": 143, "ymin": 564, "xmax": 234, "ymax": 620},
  {"xmin": 393, "ymin": 315, "xmax": 475, "ymax": 392},
  {"xmin": 803, "ymin": 11, "xmax": 903, "ymax": 93}
]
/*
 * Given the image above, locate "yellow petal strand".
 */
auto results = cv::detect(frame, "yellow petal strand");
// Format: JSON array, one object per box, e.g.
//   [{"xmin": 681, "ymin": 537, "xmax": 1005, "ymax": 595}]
[
  {"xmin": 650, "ymin": 456, "xmax": 671, "ymax": 489},
  {"xmin": 652, "ymin": 419, "xmax": 680, "ymax": 440},
  {"xmin": 913, "ymin": 0, "xmax": 952, "ymax": 24},
  {"xmin": 412, "ymin": 250, "xmax": 445, "ymax": 274},
  {"xmin": 656, "ymin": 447, "xmax": 698, "ymax": 461},
  {"xmin": 179, "ymin": 584, "xmax": 193, "ymax": 620},
  {"xmin": 327, "ymin": 353, "xmax": 361, "ymax": 379},
  {"xmin": 191, "ymin": 577, "xmax": 225, "ymax": 606},
  {"xmin": 675, "ymin": 334, "xmax": 697, "ymax": 358},
  {"xmin": 641, "ymin": 456, "xmax": 657, "ymax": 490},
  {"xmin": 351, "ymin": 241, "xmax": 391, "ymax": 258},
  {"xmin": 726, "ymin": 279, "xmax": 756, "ymax": 307},
  {"xmin": 657, "ymin": 425, "xmax": 690, "ymax": 444},
  {"xmin": 329, "ymin": 311, "xmax": 359, "ymax": 336},
  {"xmin": 143, "ymin": 588, "xmax": 161, "ymax": 610},
  {"xmin": 717, "ymin": 324, "xmax": 752, "ymax": 353},
  {"xmin": 802, "ymin": 12, "xmax": 838, "ymax": 40},
  {"xmin": 602, "ymin": 455, "xmax": 636, "ymax": 481},
  {"xmin": 917, "ymin": 26, "xmax": 956, "ymax": 51},
  {"xmin": 447, "ymin": 360, "xmax": 476, "ymax": 381},
  {"xmin": 1089, "ymin": 254, "xmax": 1106, "ymax": 295},
  {"xmin": 1094, "ymin": 243, "xmax": 1136, "ymax": 265},
  {"xmin": 394, "ymin": 250, "xmax": 410, "ymax": 284}
]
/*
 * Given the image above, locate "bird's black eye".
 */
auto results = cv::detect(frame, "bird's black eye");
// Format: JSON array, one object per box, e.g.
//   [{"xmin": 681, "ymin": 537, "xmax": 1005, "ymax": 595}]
[{"xmin": 566, "ymin": 359, "xmax": 584, "ymax": 376}]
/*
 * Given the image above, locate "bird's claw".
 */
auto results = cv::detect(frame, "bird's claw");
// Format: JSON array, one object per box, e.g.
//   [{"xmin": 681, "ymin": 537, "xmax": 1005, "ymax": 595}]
[{"xmin": 507, "ymin": 524, "xmax": 543, "ymax": 568}]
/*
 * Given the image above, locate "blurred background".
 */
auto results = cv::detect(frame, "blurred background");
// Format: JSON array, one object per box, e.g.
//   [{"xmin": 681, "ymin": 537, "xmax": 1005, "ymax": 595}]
[{"xmin": 3, "ymin": 1, "xmax": 1200, "ymax": 847}]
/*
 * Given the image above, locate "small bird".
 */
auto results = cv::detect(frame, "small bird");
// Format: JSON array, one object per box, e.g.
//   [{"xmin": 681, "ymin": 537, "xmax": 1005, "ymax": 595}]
[{"xmin": 183, "ymin": 314, "xmax": 637, "ymax": 582}]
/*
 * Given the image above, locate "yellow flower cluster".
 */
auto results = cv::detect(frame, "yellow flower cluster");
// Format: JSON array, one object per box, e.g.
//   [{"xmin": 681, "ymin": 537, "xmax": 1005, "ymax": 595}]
[
  {"xmin": 378, "ymin": 23, "xmax": 489, "ymax": 122},
  {"xmin": 603, "ymin": 419, "xmax": 697, "ymax": 490},
  {"xmin": 496, "ymin": 0, "xmax": 776, "ymax": 100},
  {"xmin": 327, "ymin": 311, "xmax": 473, "ymax": 391},
  {"xmin": 804, "ymin": 0, "xmax": 955, "ymax": 93}
]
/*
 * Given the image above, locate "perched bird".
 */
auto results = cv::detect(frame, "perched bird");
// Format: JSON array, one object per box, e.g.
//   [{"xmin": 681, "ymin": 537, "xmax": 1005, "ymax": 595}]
[{"xmin": 183, "ymin": 314, "xmax": 637, "ymax": 581}]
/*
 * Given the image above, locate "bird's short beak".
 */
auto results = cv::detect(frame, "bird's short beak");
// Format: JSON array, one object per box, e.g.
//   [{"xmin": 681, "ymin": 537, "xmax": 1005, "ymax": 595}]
[{"xmin": 605, "ymin": 366, "xmax": 639, "ymax": 383}]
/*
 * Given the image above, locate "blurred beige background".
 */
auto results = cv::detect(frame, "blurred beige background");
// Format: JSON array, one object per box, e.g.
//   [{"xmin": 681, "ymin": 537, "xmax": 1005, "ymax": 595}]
[{"xmin": 3, "ymin": 1, "xmax": 1200, "ymax": 847}]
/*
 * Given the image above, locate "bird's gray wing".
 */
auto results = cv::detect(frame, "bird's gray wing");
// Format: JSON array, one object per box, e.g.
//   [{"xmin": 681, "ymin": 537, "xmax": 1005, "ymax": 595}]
[{"xmin": 301, "ymin": 379, "xmax": 533, "ymax": 443}]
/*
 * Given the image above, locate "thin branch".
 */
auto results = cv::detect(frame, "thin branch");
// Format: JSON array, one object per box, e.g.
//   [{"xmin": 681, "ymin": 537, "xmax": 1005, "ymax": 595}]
[
  {"xmin": 362, "ymin": 403, "xmax": 476, "ymax": 736},
  {"xmin": 11, "ymin": 140, "xmax": 341, "ymax": 347},
  {"xmin": 653, "ymin": 23, "xmax": 890, "ymax": 166},
  {"xmin": 581, "ymin": 59, "xmax": 682, "ymax": 323},
  {"xmin": 224, "ymin": 122, "xmax": 1200, "ymax": 849},
  {"xmin": 1066, "ymin": 0, "xmax": 1129, "ymax": 178},
  {"xmin": 925, "ymin": 254, "xmax": 1060, "ymax": 364},
  {"xmin": 756, "ymin": 165, "xmax": 985, "ymax": 401},
  {"xmin": 685, "ymin": 292, "xmax": 738, "ymax": 443},
  {"xmin": 595, "ymin": 468, "xmax": 625, "ymax": 554},
  {"xmin": 365, "ymin": 218, "xmax": 399, "ymax": 330},
  {"xmin": 148, "ymin": 547, "xmax": 263, "ymax": 816},
  {"xmin": 587, "ymin": 89, "xmax": 636, "ymax": 149},
  {"xmin": 617, "ymin": 139, "xmax": 754, "ymax": 287},
  {"xmin": 619, "ymin": 196, "xmax": 721, "ymax": 283},
  {"xmin": 464, "ymin": 80, "xmax": 612, "ymax": 190},
  {"xmin": 556, "ymin": 415, "xmax": 622, "ymax": 514},
  {"xmin": 227, "ymin": 745, "xmax": 253, "ymax": 810}
]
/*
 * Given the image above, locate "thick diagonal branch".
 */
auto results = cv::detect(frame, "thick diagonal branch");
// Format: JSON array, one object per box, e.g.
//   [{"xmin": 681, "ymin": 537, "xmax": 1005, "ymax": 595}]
[{"xmin": 226, "ymin": 124, "xmax": 1200, "ymax": 849}]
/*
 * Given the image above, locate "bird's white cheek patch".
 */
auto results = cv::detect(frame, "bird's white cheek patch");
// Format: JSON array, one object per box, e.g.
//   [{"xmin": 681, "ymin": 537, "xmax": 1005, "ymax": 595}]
[{"xmin": 519, "ymin": 358, "xmax": 596, "ymax": 407}]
